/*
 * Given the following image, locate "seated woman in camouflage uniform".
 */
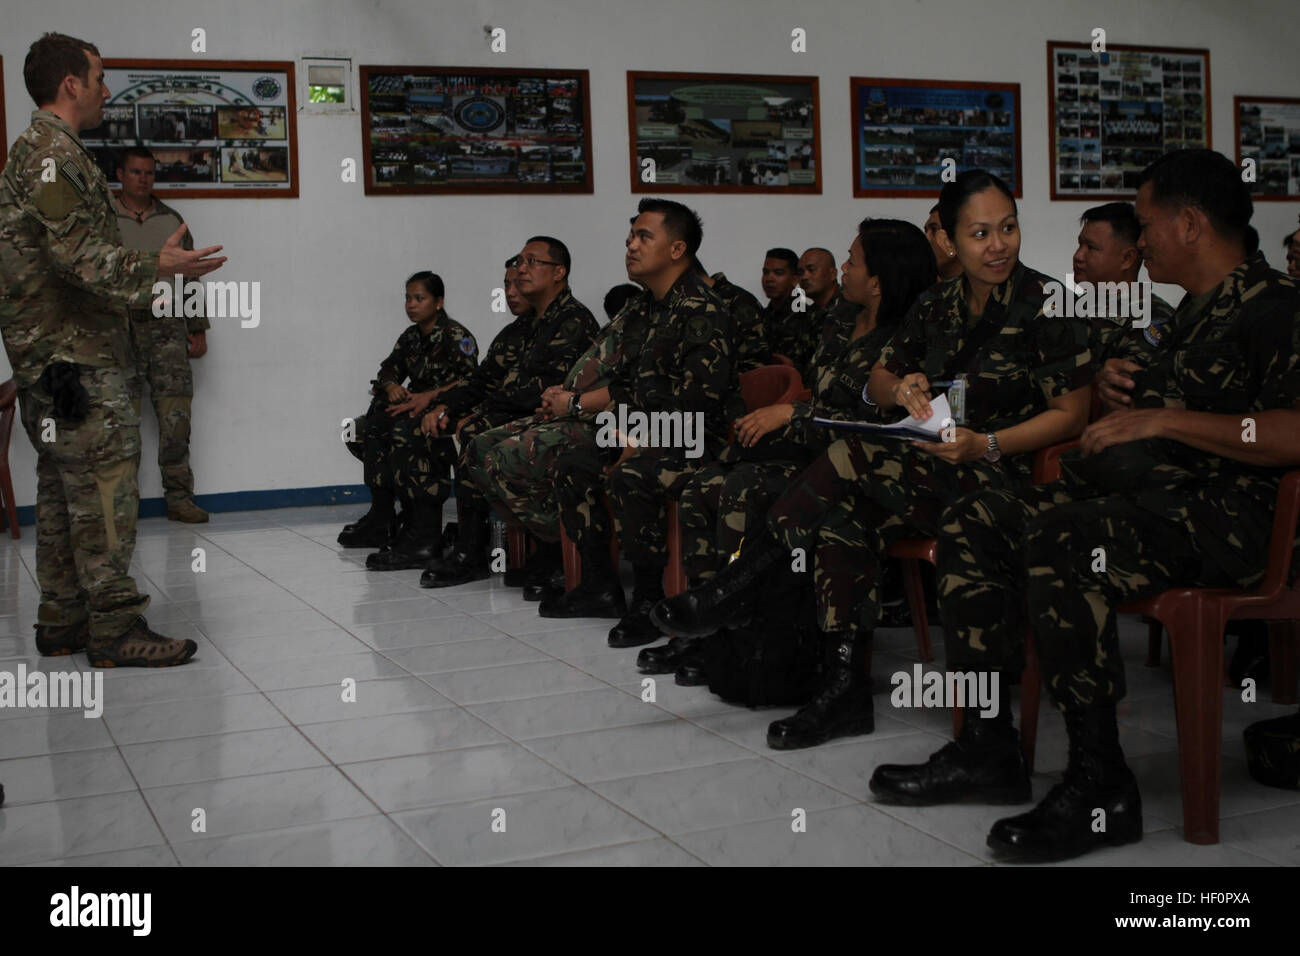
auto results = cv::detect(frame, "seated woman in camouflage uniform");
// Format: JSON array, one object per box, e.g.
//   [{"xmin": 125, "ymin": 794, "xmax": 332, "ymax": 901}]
[
  {"xmin": 337, "ymin": 271, "xmax": 478, "ymax": 572},
  {"xmin": 652, "ymin": 170, "xmax": 1093, "ymax": 751},
  {"xmin": 639, "ymin": 218, "xmax": 937, "ymax": 679}
]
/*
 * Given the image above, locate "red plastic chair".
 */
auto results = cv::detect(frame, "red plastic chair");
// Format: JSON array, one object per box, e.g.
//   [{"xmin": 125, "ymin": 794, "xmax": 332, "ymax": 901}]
[
  {"xmin": 0, "ymin": 379, "xmax": 20, "ymax": 539},
  {"xmin": 740, "ymin": 364, "xmax": 802, "ymax": 409},
  {"xmin": 770, "ymin": 352, "xmax": 794, "ymax": 368},
  {"xmin": 1018, "ymin": 469, "xmax": 1300, "ymax": 845}
]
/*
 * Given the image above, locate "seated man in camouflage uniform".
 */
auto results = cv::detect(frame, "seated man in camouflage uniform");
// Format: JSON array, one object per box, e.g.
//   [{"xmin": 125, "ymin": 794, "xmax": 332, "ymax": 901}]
[
  {"xmin": 871, "ymin": 149, "xmax": 1300, "ymax": 863},
  {"xmin": 538, "ymin": 199, "xmax": 735, "ymax": 652},
  {"xmin": 0, "ymin": 32, "xmax": 223, "ymax": 667},
  {"xmin": 420, "ymin": 240, "xmax": 598, "ymax": 587},
  {"xmin": 760, "ymin": 247, "xmax": 801, "ymax": 365},
  {"xmin": 338, "ymin": 272, "xmax": 478, "ymax": 571},
  {"xmin": 788, "ymin": 247, "xmax": 857, "ymax": 384},
  {"xmin": 695, "ymin": 258, "xmax": 769, "ymax": 372}
]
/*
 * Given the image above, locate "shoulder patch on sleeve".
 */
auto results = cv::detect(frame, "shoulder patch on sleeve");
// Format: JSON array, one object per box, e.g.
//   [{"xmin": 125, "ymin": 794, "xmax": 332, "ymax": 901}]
[
  {"xmin": 560, "ymin": 316, "xmax": 583, "ymax": 339},
  {"xmin": 33, "ymin": 173, "xmax": 83, "ymax": 221},
  {"xmin": 685, "ymin": 314, "xmax": 714, "ymax": 346},
  {"xmin": 459, "ymin": 335, "xmax": 477, "ymax": 357}
]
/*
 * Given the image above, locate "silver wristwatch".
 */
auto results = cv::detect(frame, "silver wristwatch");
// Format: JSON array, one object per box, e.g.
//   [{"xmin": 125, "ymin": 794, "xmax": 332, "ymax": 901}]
[{"xmin": 983, "ymin": 432, "xmax": 1001, "ymax": 462}]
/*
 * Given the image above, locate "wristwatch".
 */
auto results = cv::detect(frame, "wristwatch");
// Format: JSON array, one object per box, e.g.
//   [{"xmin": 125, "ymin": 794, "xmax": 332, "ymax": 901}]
[
  {"xmin": 569, "ymin": 392, "xmax": 583, "ymax": 415},
  {"xmin": 983, "ymin": 432, "xmax": 1001, "ymax": 462}
]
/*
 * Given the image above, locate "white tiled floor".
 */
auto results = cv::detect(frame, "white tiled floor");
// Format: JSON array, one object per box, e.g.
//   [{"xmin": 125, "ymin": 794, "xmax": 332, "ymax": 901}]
[{"xmin": 1, "ymin": 504, "xmax": 1297, "ymax": 866}]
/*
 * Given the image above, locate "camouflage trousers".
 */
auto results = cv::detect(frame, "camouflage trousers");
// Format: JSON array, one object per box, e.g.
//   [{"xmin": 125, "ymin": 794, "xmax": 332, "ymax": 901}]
[
  {"xmin": 556, "ymin": 443, "xmax": 702, "ymax": 569},
  {"xmin": 18, "ymin": 366, "xmax": 150, "ymax": 640},
  {"xmin": 766, "ymin": 437, "xmax": 1014, "ymax": 633},
  {"xmin": 130, "ymin": 316, "xmax": 195, "ymax": 506},
  {"xmin": 936, "ymin": 481, "xmax": 1258, "ymax": 711},
  {"xmin": 446, "ymin": 409, "xmax": 510, "ymax": 513},
  {"xmin": 465, "ymin": 413, "xmax": 599, "ymax": 541},
  {"xmin": 361, "ymin": 397, "xmax": 455, "ymax": 505},
  {"xmin": 680, "ymin": 458, "xmax": 801, "ymax": 581}
]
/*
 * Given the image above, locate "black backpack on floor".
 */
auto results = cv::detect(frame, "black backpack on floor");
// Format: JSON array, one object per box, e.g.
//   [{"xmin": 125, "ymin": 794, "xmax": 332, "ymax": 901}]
[
  {"xmin": 1243, "ymin": 709, "xmax": 1300, "ymax": 790},
  {"xmin": 702, "ymin": 564, "xmax": 823, "ymax": 708}
]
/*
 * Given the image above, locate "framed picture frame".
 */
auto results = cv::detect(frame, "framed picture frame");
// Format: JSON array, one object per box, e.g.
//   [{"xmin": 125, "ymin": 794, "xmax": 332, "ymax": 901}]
[
  {"xmin": 627, "ymin": 71, "xmax": 821, "ymax": 193},
  {"xmin": 80, "ymin": 59, "xmax": 298, "ymax": 198},
  {"xmin": 850, "ymin": 77, "xmax": 1022, "ymax": 198},
  {"xmin": 1047, "ymin": 40, "xmax": 1210, "ymax": 201},
  {"xmin": 0, "ymin": 56, "xmax": 7, "ymax": 169},
  {"xmin": 1235, "ymin": 96, "xmax": 1300, "ymax": 200},
  {"xmin": 359, "ymin": 66, "xmax": 593, "ymax": 195}
]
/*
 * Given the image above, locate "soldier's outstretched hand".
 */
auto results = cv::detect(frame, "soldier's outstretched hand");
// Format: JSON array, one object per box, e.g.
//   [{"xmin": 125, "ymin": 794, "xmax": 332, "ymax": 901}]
[{"xmin": 159, "ymin": 224, "xmax": 226, "ymax": 278}]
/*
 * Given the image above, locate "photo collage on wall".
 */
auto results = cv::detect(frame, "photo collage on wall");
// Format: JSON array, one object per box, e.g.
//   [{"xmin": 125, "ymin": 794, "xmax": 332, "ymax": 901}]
[
  {"xmin": 851, "ymin": 79, "xmax": 1020, "ymax": 198},
  {"xmin": 361, "ymin": 68, "xmax": 592, "ymax": 193},
  {"xmin": 629, "ymin": 73, "xmax": 819, "ymax": 191},
  {"xmin": 80, "ymin": 61, "xmax": 296, "ymax": 196},
  {"xmin": 1050, "ymin": 42, "xmax": 1209, "ymax": 199},
  {"xmin": 1237, "ymin": 97, "xmax": 1300, "ymax": 199}
]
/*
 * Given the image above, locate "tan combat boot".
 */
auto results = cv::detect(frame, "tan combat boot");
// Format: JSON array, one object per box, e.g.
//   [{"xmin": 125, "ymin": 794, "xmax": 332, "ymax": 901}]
[
  {"xmin": 86, "ymin": 618, "xmax": 198, "ymax": 668},
  {"xmin": 34, "ymin": 620, "xmax": 91, "ymax": 656},
  {"xmin": 167, "ymin": 500, "xmax": 209, "ymax": 523}
]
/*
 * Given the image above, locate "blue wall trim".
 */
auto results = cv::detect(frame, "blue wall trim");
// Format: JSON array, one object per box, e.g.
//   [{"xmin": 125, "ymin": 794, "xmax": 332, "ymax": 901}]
[{"xmin": 13, "ymin": 484, "xmax": 374, "ymax": 526}]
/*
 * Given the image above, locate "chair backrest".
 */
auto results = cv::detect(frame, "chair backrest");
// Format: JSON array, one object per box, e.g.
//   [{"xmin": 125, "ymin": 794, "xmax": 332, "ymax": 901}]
[
  {"xmin": 0, "ymin": 378, "xmax": 15, "ymax": 458},
  {"xmin": 770, "ymin": 352, "xmax": 794, "ymax": 368},
  {"xmin": 740, "ymin": 365, "xmax": 802, "ymax": 411},
  {"xmin": 1255, "ymin": 470, "xmax": 1300, "ymax": 601}
]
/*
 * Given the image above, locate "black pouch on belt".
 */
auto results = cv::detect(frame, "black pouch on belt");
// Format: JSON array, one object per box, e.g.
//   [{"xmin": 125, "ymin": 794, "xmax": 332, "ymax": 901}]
[{"xmin": 38, "ymin": 362, "xmax": 91, "ymax": 422}]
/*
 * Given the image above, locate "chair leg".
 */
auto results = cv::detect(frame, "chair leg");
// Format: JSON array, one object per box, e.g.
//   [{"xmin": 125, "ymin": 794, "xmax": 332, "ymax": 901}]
[
  {"xmin": 1145, "ymin": 618, "xmax": 1162, "ymax": 667},
  {"xmin": 1167, "ymin": 596, "xmax": 1226, "ymax": 845},
  {"xmin": 663, "ymin": 500, "xmax": 688, "ymax": 598},
  {"xmin": 1020, "ymin": 632, "xmax": 1041, "ymax": 775},
  {"xmin": 560, "ymin": 524, "xmax": 580, "ymax": 592},
  {"xmin": 900, "ymin": 558, "xmax": 933, "ymax": 663},
  {"xmin": 507, "ymin": 528, "xmax": 528, "ymax": 572},
  {"xmin": 1268, "ymin": 620, "xmax": 1299, "ymax": 706}
]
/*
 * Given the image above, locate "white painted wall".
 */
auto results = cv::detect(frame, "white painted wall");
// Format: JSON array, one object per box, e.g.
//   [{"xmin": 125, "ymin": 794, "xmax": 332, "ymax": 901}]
[{"xmin": 3, "ymin": 0, "xmax": 1298, "ymax": 509}]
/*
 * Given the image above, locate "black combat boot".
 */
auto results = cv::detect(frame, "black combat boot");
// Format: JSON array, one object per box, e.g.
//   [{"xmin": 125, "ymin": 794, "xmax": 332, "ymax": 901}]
[
  {"xmin": 637, "ymin": 636, "xmax": 703, "ymax": 674},
  {"xmin": 524, "ymin": 566, "xmax": 565, "ymax": 603},
  {"xmin": 338, "ymin": 486, "xmax": 395, "ymax": 548},
  {"xmin": 985, "ymin": 705, "xmax": 1141, "ymax": 862},
  {"xmin": 609, "ymin": 564, "xmax": 666, "ymax": 648},
  {"xmin": 674, "ymin": 640, "xmax": 709, "ymax": 686},
  {"xmin": 367, "ymin": 498, "xmax": 442, "ymax": 571},
  {"xmin": 767, "ymin": 628, "xmax": 875, "ymax": 750},
  {"xmin": 421, "ymin": 505, "xmax": 491, "ymax": 587},
  {"xmin": 649, "ymin": 532, "xmax": 785, "ymax": 638},
  {"xmin": 870, "ymin": 675, "xmax": 1031, "ymax": 805},
  {"xmin": 538, "ymin": 537, "xmax": 626, "ymax": 619},
  {"xmin": 505, "ymin": 540, "xmax": 561, "ymax": 588}
]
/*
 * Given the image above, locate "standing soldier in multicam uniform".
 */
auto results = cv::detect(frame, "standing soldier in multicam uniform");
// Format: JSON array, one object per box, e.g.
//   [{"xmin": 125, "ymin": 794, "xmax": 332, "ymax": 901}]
[
  {"xmin": 113, "ymin": 146, "xmax": 211, "ymax": 523},
  {"xmin": 419, "ymin": 240, "xmax": 598, "ymax": 587},
  {"xmin": 0, "ymin": 32, "xmax": 224, "ymax": 667},
  {"xmin": 538, "ymin": 199, "xmax": 733, "ymax": 653},
  {"xmin": 337, "ymin": 271, "xmax": 478, "ymax": 570},
  {"xmin": 870, "ymin": 150, "xmax": 1300, "ymax": 863},
  {"xmin": 653, "ymin": 171, "xmax": 1093, "ymax": 752},
  {"xmin": 639, "ymin": 220, "xmax": 936, "ymax": 680}
]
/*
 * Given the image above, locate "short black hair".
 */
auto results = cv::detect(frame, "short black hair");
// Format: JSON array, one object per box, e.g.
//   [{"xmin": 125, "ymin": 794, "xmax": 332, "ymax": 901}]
[
  {"xmin": 117, "ymin": 146, "xmax": 156, "ymax": 168},
  {"xmin": 1136, "ymin": 149, "xmax": 1256, "ymax": 252},
  {"xmin": 525, "ymin": 235, "xmax": 571, "ymax": 277},
  {"xmin": 937, "ymin": 169, "xmax": 1016, "ymax": 239},
  {"xmin": 857, "ymin": 218, "xmax": 937, "ymax": 329},
  {"xmin": 504, "ymin": 255, "xmax": 520, "ymax": 269},
  {"xmin": 603, "ymin": 283, "xmax": 641, "ymax": 320},
  {"xmin": 765, "ymin": 248, "xmax": 799, "ymax": 269},
  {"xmin": 1285, "ymin": 233, "xmax": 1294, "ymax": 250},
  {"xmin": 928, "ymin": 203, "xmax": 940, "ymax": 216},
  {"xmin": 1080, "ymin": 202, "xmax": 1141, "ymax": 246},
  {"xmin": 802, "ymin": 247, "xmax": 836, "ymax": 269},
  {"xmin": 406, "ymin": 271, "xmax": 445, "ymax": 299},
  {"xmin": 636, "ymin": 198, "xmax": 703, "ymax": 256}
]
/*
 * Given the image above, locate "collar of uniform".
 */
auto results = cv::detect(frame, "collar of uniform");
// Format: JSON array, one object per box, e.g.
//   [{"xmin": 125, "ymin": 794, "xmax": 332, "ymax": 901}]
[
  {"xmin": 652, "ymin": 268, "xmax": 698, "ymax": 307},
  {"xmin": 984, "ymin": 261, "xmax": 1024, "ymax": 308},
  {"xmin": 539, "ymin": 286, "xmax": 574, "ymax": 321},
  {"xmin": 114, "ymin": 192, "xmax": 158, "ymax": 219},
  {"xmin": 1175, "ymin": 250, "xmax": 1269, "ymax": 329},
  {"xmin": 30, "ymin": 109, "xmax": 97, "ymax": 167}
]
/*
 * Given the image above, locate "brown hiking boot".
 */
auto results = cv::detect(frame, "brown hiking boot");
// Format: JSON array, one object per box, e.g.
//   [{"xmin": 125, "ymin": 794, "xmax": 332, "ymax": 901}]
[
  {"xmin": 87, "ymin": 618, "xmax": 198, "ymax": 668},
  {"xmin": 34, "ymin": 621, "xmax": 90, "ymax": 656},
  {"xmin": 167, "ymin": 500, "xmax": 209, "ymax": 523}
]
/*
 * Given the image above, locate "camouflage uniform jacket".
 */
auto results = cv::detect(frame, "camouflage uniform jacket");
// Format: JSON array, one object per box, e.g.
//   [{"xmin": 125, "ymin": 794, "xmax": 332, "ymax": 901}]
[
  {"xmin": 438, "ymin": 287, "xmax": 597, "ymax": 421},
  {"xmin": 115, "ymin": 194, "xmax": 210, "ymax": 333},
  {"xmin": 1090, "ymin": 290, "xmax": 1174, "ymax": 367},
  {"xmin": 373, "ymin": 316, "xmax": 479, "ymax": 394},
  {"xmin": 711, "ymin": 272, "xmax": 769, "ymax": 372},
  {"xmin": 606, "ymin": 270, "xmax": 733, "ymax": 451},
  {"xmin": 879, "ymin": 264, "xmax": 1093, "ymax": 481},
  {"xmin": 1062, "ymin": 251, "xmax": 1300, "ymax": 580},
  {"xmin": 0, "ymin": 110, "xmax": 160, "ymax": 388}
]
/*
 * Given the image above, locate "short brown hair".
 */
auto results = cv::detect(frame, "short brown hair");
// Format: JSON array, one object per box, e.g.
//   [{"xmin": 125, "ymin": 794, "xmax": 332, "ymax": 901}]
[
  {"xmin": 24, "ymin": 32, "xmax": 100, "ymax": 107},
  {"xmin": 118, "ymin": 146, "xmax": 156, "ymax": 168}
]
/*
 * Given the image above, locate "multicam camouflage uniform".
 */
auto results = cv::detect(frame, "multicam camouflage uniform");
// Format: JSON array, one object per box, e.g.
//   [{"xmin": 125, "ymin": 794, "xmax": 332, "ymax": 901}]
[
  {"xmin": 0, "ymin": 110, "xmax": 161, "ymax": 640},
  {"xmin": 710, "ymin": 272, "xmax": 769, "ymax": 372},
  {"xmin": 553, "ymin": 271, "xmax": 732, "ymax": 571},
  {"xmin": 937, "ymin": 251, "xmax": 1300, "ymax": 710},
  {"xmin": 438, "ymin": 287, "xmax": 597, "ymax": 511},
  {"xmin": 116, "ymin": 194, "xmax": 210, "ymax": 507},
  {"xmin": 362, "ymin": 316, "xmax": 478, "ymax": 506},
  {"xmin": 680, "ymin": 298, "xmax": 893, "ymax": 581},
  {"xmin": 763, "ymin": 265, "xmax": 1093, "ymax": 634}
]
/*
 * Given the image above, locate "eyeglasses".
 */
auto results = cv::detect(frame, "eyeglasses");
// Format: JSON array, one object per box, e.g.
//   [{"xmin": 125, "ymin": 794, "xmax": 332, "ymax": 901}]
[{"xmin": 517, "ymin": 254, "xmax": 561, "ymax": 269}]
